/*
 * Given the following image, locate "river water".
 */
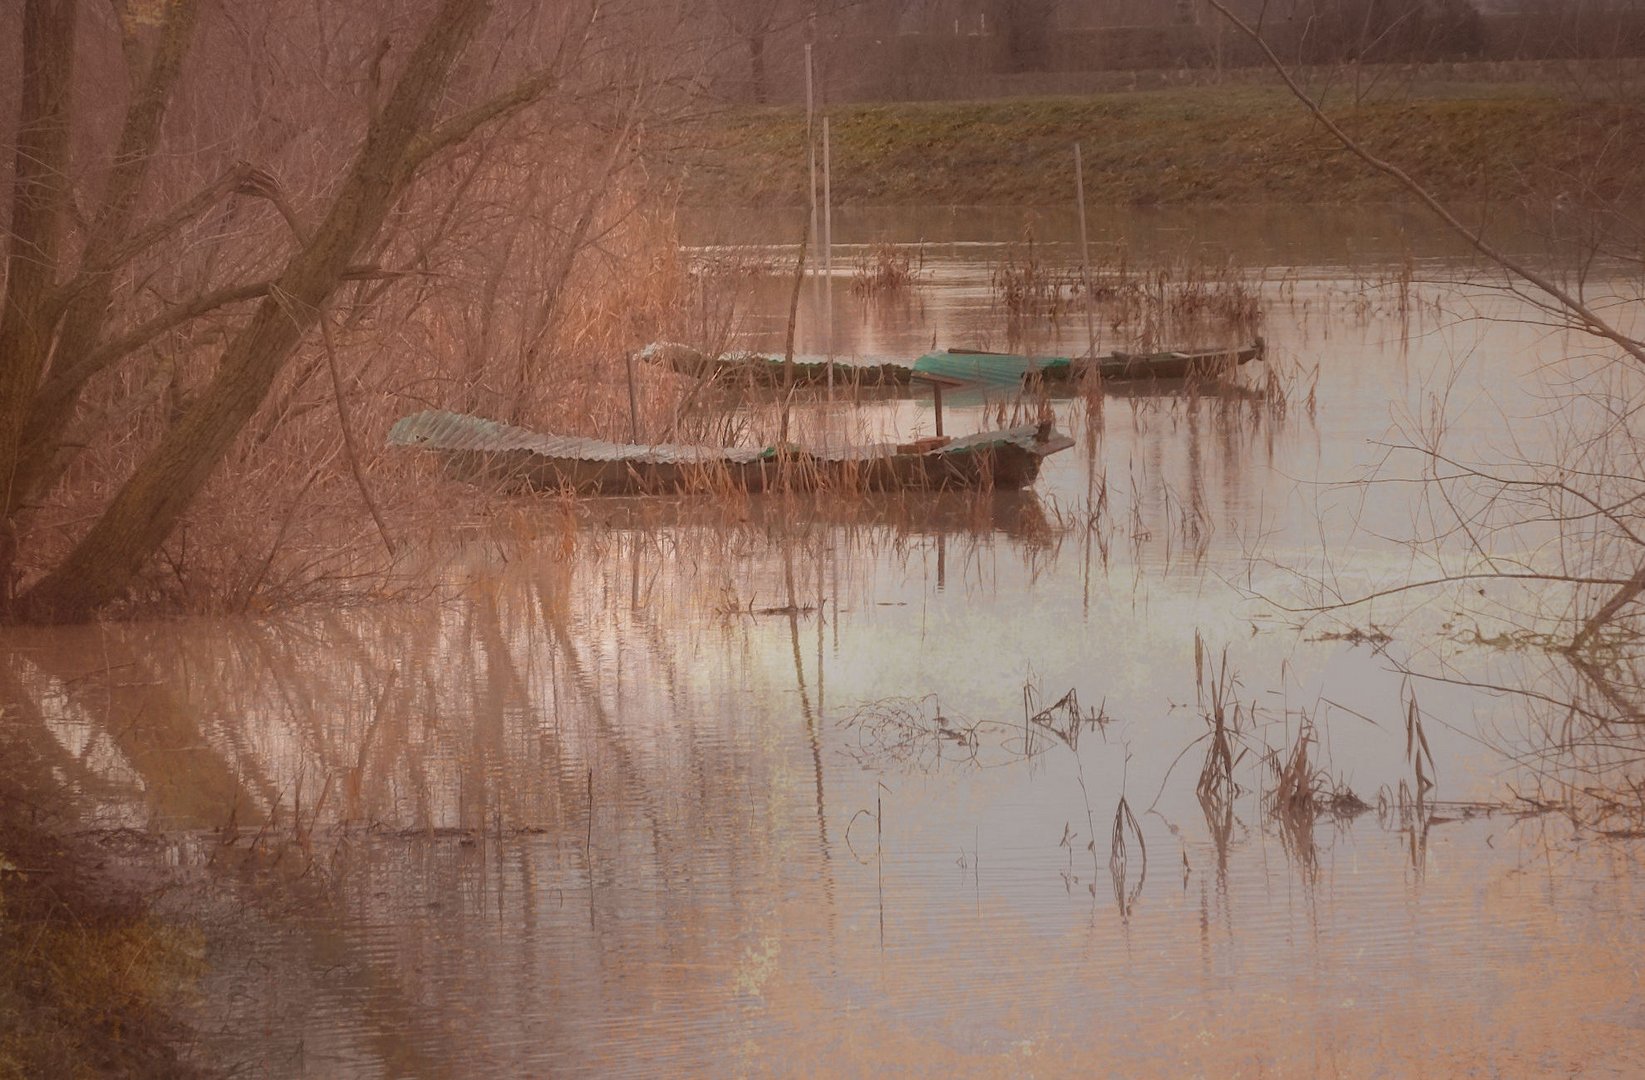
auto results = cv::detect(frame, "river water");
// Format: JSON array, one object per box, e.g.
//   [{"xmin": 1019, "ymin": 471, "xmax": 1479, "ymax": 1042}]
[{"xmin": 4, "ymin": 206, "xmax": 1643, "ymax": 1076}]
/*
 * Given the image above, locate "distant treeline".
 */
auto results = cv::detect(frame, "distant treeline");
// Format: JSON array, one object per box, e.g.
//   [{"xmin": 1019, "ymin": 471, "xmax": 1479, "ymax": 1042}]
[{"xmin": 708, "ymin": 1, "xmax": 1645, "ymax": 104}]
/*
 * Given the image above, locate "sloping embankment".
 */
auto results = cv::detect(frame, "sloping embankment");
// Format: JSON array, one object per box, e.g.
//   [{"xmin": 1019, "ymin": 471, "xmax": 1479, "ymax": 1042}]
[{"xmin": 675, "ymin": 85, "xmax": 1644, "ymax": 207}]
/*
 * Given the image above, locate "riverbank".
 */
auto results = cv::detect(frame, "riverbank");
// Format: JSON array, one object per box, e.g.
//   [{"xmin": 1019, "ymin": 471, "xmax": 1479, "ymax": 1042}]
[
  {"xmin": 675, "ymin": 83, "xmax": 1644, "ymax": 207},
  {"xmin": 0, "ymin": 770, "xmax": 208, "ymax": 1077}
]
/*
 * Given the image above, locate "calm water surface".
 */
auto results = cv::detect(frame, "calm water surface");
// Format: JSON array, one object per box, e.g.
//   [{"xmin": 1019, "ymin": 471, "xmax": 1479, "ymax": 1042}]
[{"xmin": 4, "ymin": 206, "xmax": 1643, "ymax": 1077}]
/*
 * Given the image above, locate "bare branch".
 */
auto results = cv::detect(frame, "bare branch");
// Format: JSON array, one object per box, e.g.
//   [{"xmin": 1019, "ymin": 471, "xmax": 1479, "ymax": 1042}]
[
  {"xmin": 1572, "ymin": 566, "xmax": 1645, "ymax": 653},
  {"xmin": 81, "ymin": 0, "xmax": 203, "ymax": 265},
  {"xmin": 401, "ymin": 2, "xmax": 603, "ymax": 176},
  {"xmin": 39, "ymin": 266, "xmax": 394, "ymax": 416},
  {"xmin": 1203, "ymin": 0, "xmax": 1645, "ymax": 366},
  {"xmin": 6, "ymin": 0, "xmax": 205, "ymax": 537},
  {"xmin": 84, "ymin": 165, "xmax": 249, "ymax": 278},
  {"xmin": 19, "ymin": 0, "xmax": 494, "ymax": 622},
  {"xmin": 303, "ymin": 296, "xmax": 394, "ymax": 559},
  {"xmin": 0, "ymin": 0, "xmax": 81, "ymax": 586},
  {"xmin": 1269, "ymin": 571, "xmax": 1635, "ymax": 616},
  {"xmin": 234, "ymin": 163, "xmax": 311, "ymax": 247}
]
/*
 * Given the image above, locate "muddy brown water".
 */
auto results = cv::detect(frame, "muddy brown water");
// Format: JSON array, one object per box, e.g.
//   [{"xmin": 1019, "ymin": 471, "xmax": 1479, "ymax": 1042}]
[{"xmin": 4, "ymin": 207, "xmax": 1644, "ymax": 1076}]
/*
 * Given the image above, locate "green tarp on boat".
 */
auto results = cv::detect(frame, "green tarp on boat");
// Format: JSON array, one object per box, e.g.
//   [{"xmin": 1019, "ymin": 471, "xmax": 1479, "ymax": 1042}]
[{"xmin": 912, "ymin": 340, "xmax": 1264, "ymax": 390}]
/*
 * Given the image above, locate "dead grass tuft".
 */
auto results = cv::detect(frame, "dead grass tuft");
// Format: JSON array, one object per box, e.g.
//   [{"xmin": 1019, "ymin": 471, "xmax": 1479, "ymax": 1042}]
[
  {"xmin": 850, "ymin": 241, "xmax": 924, "ymax": 298},
  {"xmin": 0, "ymin": 809, "xmax": 207, "ymax": 1079}
]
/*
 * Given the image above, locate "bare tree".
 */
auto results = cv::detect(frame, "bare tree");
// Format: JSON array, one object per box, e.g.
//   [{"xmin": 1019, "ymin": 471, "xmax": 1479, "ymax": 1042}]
[
  {"xmin": 1206, "ymin": 0, "xmax": 1645, "ymax": 655},
  {"xmin": 710, "ymin": 0, "xmax": 786, "ymax": 103},
  {"xmin": 0, "ymin": 0, "xmax": 682, "ymax": 623},
  {"xmin": 987, "ymin": 0, "xmax": 1053, "ymax": 73}
]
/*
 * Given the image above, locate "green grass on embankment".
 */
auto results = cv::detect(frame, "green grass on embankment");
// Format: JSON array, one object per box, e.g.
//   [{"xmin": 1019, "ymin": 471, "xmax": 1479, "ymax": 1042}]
[{"xmin": 674, "ymin": 84, "xmax": 1644, "ymax": 207}]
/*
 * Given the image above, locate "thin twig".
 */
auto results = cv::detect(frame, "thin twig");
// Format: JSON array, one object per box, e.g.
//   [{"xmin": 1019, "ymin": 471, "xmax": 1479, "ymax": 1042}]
[
  {"xmin": 1203, "ymin": 0, "xmax": 1645, "ymax": 366},
  {"xmin": 316, "ymin": 308, "xmax": 396, "ymax": 559}
]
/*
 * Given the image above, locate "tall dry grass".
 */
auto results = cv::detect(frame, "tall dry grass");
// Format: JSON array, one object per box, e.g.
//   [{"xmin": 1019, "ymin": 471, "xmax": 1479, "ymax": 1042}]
[
  {"xmin": 850, "ymin": 241, "xmax": 924, "ymax": 299},
  {"xmin": 0, "ymin": 0, "xmax": 748, "ymax": 620},
  {"xmin": 29, "ymin": 150, "xmax": 701, "ymax": 617},
  {"xmin": 990, "ymin": 234, "xmax": 1264, "ymax": 352}
]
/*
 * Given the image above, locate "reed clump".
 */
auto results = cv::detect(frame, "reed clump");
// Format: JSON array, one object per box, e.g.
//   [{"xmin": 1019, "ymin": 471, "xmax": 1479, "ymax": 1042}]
[
  {"xmin": 27, "ymin": 180, "xmax": 698, "ymax": 618},
  {"xmin": 851, "ymin": 241, "xmax": 923, "ymax": 298},
  {"xmin": 989, "ymin": 240, "xmax": 1264, "ymax": 350},
  {"xmin": 991, "ymin": 233, "xmax": 1083, "ymax": 327},
  {"xmin": 1195, "ymin": 634, "xmax": 1249, "ymax": 806}
]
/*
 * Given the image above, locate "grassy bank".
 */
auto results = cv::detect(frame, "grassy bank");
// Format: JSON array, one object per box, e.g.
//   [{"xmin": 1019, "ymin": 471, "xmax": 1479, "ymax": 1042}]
[
  {"xmin": 0, "ymin": 738, "xmax": 208, "ymax": 1078},
  {"xmin": 677, "ymin": 84, "xmax": 1643, "ymax": 207}
]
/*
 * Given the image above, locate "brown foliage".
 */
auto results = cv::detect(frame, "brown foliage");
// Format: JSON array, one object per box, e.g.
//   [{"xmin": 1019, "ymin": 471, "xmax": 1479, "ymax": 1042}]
[{"xmin": 0, "ymin": 1, "xmax": 710, "ymax": 620}]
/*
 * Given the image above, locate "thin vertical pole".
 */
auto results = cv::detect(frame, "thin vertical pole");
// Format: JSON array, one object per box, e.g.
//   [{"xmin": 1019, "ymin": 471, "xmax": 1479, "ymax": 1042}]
[
  {"xmin": 805, "ymin": 42, "xmax": 815, "ymax": 127},
  {"xmin": 823, "ymin": 115, "xmax": 835, "ymax": 397},
  {"xmin": 1074, "ymin": 142, "xmax": 1097, "ymax": 359},
  {"xmin": 780, "ymin": 216, "xmax": 810, "ymax": 447},
  {"xmin": 807, "ymin": 44, "xmax": 823, "ymax": 419},
  {"xmin": 806, "ymin": 44, "xmax": 819, "ymax": 269},
  {"xmin": 624, "ymin": 348, "xmax": 640, "ymax": 442}
]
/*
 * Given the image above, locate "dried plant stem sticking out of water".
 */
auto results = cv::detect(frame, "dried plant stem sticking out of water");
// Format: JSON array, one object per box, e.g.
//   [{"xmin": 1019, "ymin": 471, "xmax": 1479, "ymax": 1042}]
[
  {"xmin": 989, "ymin": 235, "xmax": 1263, "ymax": 351},
  {"xmin": 1109, "ymin": 794, "xmax": 1146, "ymax": 919},
  {"xmin": 1403, "ymin": 683, "xmax": 1438, "ymax": 810},
  {"xmin": 1023, "ymin": 682, "xmax": 1111, "ymax": 751},
  {"xmin": 839, "ymin": 695, "xmax": 989, "ymax": 771},
  {"xmin": 851, "ymin": 241, "xmax": 923, "ymax": 299},
  {"xmin": 1195, "ymin": 633, "xmax": 1248, "ymax": 806}
]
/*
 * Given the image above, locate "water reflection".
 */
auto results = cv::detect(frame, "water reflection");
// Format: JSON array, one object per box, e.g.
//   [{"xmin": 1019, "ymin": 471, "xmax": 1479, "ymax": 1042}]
[
  {"xmin": 2, "ymin": 207, "xmax": 1643, "ymax": 1074},
  {"xmin": 3, "ymin": 499, "xmax": 1639, "ymax": 1073}
]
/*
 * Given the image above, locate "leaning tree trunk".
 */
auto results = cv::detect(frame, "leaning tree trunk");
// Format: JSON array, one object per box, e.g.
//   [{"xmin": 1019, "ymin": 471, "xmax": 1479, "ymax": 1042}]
[
  {"xmin": 0, "ymin": 0, "xmax": 77, "ymax": 600},
  {"xmin": 748, "ymin": 32, "xmax": 768, "ymax": 103},
  {"xmin": 7, "ymin": 0, "xmax": 204, "ymax": 528},
  {"xmin": 18, "ymin": 0, "xmax": 493, "ymax": 623}
]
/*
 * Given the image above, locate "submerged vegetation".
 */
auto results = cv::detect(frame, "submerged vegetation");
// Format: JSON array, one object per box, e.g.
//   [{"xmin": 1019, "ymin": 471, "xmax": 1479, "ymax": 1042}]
[
  {"xmin": 989, "ymin": 231, "xmax": 1264, "ymax": 350},
  {"xmin": 4, "ymin": 0, "xmax": 1645, "ymax": 1072},
  {"xmin": 850, "ymin": 241, "xmax": 924, "ymax": 299}
]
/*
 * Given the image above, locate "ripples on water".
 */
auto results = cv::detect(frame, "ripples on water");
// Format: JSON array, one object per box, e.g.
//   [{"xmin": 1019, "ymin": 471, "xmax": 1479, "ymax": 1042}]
[{"xmin": 4, "ymin": 207, "xmax": 1644, "ymax": 1076}]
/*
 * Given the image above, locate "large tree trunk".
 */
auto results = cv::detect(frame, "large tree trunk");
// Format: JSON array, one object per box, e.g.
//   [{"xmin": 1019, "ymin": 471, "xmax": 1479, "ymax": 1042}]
[
  {"xmin": 748, "ymin": 31, "xmax": 768, "ymax": 103},
  {"xmin": 0, "ymin": 0, "xmax": 77, "ymax": 601},
  {"xmin": 988, "ymin": 0, "xmax": 1051, "ymax": 73},
  {"xmin": 18, "ymin": 0, "xmax": 493, "ymax": 623},
  {"xmin": 7, "ymin": 0, "xmax": 204, "ymax": 524}
]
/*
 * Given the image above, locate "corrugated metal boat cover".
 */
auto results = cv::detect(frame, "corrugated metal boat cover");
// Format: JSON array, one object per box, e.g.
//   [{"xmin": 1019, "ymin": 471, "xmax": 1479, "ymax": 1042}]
[
  {"xmin": 387, "ymin": 410, "xmax": 1056, "ymax": 465},
  {"xmin": 389, "ymin": 411, "xmax": 767, "ymax": 464}
]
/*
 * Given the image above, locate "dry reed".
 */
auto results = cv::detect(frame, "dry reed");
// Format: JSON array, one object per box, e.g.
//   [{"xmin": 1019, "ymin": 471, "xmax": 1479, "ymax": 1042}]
[{"xmin": 850, "ymin": 241, "xmax": 924, "ymax": 298}]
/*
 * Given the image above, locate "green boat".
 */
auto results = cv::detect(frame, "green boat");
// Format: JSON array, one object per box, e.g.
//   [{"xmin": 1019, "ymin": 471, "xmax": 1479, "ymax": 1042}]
[
  {"xmin": 639, "ymin": 341, "xmax": 913, "ymax": 388},
  {"xmin": 388, "ymin": 410, "xmax": 1074, "ymax": 495},
  {"xmin": 912, "ymin": 339, "xmax": 1265, "ymax": 390}
]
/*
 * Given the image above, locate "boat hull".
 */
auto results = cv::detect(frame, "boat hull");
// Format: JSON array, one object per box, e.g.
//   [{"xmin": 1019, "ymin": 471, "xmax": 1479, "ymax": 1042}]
[
  {"xmin": 1038, "ymin": 341, "xmax": 1264, "ymax": 383},
  {"xmin": 915, "ymin": 339, "xmax": 1264, "ymax": 389},
  {"xmin": 435, "ymin": 444, "xmax": 1057, "ymax": 494},
  {"xmin": 389, "ymin": 411, "xmax": 1073, "ymax": 496},
  {"xmin": 640, "ymin": 342, "xmax": 913, "ymax": 388}
]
